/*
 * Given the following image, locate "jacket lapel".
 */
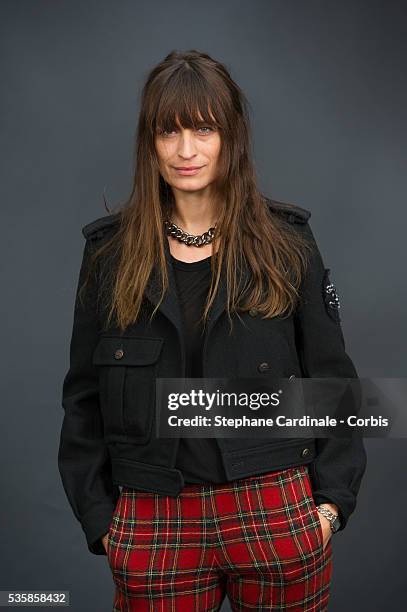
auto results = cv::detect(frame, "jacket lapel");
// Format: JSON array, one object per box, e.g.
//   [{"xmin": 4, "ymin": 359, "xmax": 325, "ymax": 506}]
[
  {"xmin": 144, "ymin": 237, "xmax": 246, "ymax": 340},
  {"xmin": 144, "ymin": 237, "xmax": 184, "ymax": 336}
]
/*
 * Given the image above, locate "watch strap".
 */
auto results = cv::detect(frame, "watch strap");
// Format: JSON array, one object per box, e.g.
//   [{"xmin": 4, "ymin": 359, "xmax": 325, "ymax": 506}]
[{"xmin": 316, "ymin": 504, "xmax": 340, "ymax": 532}]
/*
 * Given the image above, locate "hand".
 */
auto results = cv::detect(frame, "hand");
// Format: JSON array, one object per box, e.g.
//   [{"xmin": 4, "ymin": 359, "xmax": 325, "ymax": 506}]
[
  {"xmin": 317, "ymin": 503, "xmax": 338, "ymax": 551},
  {"xmin": 101, "ymin": 532, "xmax": 109, "ymax": 553}
]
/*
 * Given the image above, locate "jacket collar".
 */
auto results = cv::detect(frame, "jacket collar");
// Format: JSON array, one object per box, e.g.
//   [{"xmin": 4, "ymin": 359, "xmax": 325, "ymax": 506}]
[{"xmin": 144, "ymin": 236, "xmax": 229, "ymax": 341}]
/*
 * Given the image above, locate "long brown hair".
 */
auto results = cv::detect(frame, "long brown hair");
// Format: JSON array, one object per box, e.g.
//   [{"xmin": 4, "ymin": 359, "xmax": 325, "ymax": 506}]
[{"xmin": 81, "ymin": 49, "xmax": 314, "ymax": 334}]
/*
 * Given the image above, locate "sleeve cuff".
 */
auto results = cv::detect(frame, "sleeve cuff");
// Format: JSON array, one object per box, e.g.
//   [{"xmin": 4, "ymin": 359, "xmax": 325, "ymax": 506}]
[
  {"xmin": 312, "ymin": 491, "xmax": 350, "ymax": 531},
  {"xmin": 80, "ymin": 501, "xmax": 118, "ymax": 555}
]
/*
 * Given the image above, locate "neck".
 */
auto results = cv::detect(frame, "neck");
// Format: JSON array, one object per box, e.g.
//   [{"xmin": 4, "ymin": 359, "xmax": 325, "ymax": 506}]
[{"xmin": 168, "ymin": 191, "xmax": 218, "ymax": 233}]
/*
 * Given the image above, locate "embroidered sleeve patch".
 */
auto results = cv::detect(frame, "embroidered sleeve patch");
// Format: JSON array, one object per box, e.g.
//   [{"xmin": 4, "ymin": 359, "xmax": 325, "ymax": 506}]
[{"xmin": 323, "ymin": 268, "xmax": 341, "ymax": 322}]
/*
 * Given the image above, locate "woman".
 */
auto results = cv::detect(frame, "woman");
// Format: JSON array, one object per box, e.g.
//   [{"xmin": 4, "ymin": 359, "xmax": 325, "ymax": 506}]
[{"xmin": 58, "ymin": 50, "xmax": 367, "ymax": 611}]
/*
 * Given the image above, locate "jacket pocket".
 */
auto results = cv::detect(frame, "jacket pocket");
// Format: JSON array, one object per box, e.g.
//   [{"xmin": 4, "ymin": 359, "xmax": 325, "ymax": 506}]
[{"xmin": 92, "ymin": 334, "xmax": 164, "ymax": 442}]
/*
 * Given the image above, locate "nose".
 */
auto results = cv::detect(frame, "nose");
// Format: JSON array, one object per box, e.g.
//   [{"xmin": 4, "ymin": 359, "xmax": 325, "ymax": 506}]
[{"xmin": 177, "ymin": 131, "xmax": 198, "ymax": 159}]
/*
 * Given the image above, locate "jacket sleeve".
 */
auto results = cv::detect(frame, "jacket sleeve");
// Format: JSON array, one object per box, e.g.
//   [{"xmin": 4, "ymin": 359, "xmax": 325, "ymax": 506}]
[
  {"xmin": 58, "ymin": 237, "xmax": 120, "ymax": 555},
  {"xmin": 293, "ymin": 221, "xmax": 367, "ymax": 532}
]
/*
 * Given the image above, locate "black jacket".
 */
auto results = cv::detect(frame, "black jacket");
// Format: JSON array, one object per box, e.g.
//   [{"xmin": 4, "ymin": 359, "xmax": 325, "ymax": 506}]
[{"xmin": 58, "ymin": 198, "xmax": 367, "ymax": 555}]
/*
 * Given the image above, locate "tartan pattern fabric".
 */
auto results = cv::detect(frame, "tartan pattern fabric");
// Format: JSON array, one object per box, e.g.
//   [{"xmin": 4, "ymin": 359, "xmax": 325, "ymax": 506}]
[{"xmin": 107, "ymin": 465, "xmax": 333, "ymax": 611}]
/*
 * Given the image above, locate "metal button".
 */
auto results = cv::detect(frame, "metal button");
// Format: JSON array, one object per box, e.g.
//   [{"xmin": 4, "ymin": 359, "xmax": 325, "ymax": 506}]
[
  {"xmin": 114, "ymin": 348, "xmax": 124, "ymax": 360},
  {"xmin": 301, "ymin": 447, "xmax": 311, "ymax": 458},
  {"xmin": 249, "ymin": 308, "xmax": 258, "ymax": 317},
  {"xmin": 258, "ymin": 362, "xmax": 270, "ymax": 372}
]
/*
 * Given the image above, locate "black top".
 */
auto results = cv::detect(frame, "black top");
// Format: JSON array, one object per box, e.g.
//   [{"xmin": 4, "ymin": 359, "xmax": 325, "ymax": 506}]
[{"xmin": 171, "ymin": 253, "xmax": 227, "ymax": 484}]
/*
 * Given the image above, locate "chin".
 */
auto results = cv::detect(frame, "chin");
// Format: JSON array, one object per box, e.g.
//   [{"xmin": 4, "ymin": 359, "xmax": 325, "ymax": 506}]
[{"xmin": 174, "ymin": 181, "xmax": 209, "ymax": 190}]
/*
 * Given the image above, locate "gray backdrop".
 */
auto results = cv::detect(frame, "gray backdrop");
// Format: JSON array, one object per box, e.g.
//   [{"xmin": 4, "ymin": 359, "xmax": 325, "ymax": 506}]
[{"xmin": 1, "ymin": 0, "xmax": 406, "ymax": 610}]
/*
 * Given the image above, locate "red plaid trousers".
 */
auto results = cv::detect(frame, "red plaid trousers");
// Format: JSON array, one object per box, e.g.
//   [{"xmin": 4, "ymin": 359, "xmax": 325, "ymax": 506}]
[{"xmin": 107, "ymin": 465, "xmax": 333, "ymax": 611}]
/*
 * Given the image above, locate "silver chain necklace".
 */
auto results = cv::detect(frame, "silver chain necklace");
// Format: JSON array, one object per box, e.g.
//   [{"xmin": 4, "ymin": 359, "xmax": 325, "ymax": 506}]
[{"xmin": 164, "ymin": 217, "xmax": 217, "ymax": 247}]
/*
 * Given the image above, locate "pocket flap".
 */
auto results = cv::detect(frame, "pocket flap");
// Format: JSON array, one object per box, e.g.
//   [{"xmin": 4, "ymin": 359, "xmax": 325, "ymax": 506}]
[{"xmin": 92, "ymin": 335, "xmax": 164, "ymax": 366}]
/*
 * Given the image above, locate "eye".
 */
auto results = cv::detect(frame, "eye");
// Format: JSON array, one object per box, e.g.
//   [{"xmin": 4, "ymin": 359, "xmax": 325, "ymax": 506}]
[
  {"xmin": 197, "ymin": 125, "xmax": 216, "ymax": 134},
  {"xmin": 158, "ymin": 128, "xmax": 176, "ymax": 137}
]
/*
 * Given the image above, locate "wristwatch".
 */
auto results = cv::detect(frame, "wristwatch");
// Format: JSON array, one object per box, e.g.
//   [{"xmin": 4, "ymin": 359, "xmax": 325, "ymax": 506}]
[{"xmin": 316, "ymin": 504, "xmax": 341, "ymax": 533}]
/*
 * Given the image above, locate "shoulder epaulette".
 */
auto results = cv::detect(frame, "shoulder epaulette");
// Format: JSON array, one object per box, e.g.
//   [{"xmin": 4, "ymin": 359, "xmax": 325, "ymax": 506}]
[
  {"xmin": 265, "ymin": 197, "xmax": 311, "ymax": 224},
  {"xmin": 81, "ymin": 212, "xmax": 121, "ymax": 240}
]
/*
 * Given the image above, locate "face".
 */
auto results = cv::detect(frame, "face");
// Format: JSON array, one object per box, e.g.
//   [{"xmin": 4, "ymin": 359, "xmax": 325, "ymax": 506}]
[{"xmin": 154, "ymin": 112, "xmax": 221, "ymax": 194}]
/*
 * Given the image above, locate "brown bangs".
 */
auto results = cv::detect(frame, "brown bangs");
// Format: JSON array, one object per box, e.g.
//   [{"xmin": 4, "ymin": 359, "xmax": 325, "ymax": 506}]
[{"xmin": 145, "ymin": 64, "xmax": 228, "ymax": 135}]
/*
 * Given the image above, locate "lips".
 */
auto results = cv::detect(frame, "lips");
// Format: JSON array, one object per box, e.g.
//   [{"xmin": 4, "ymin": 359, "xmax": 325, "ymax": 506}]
[
  {"xmin": 173, "ymin": 165, "xmax": 204, "ymax": 176},
  {"xmin": 174, "ymin": 166, "xmax": 203, "ymax": 170}
]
